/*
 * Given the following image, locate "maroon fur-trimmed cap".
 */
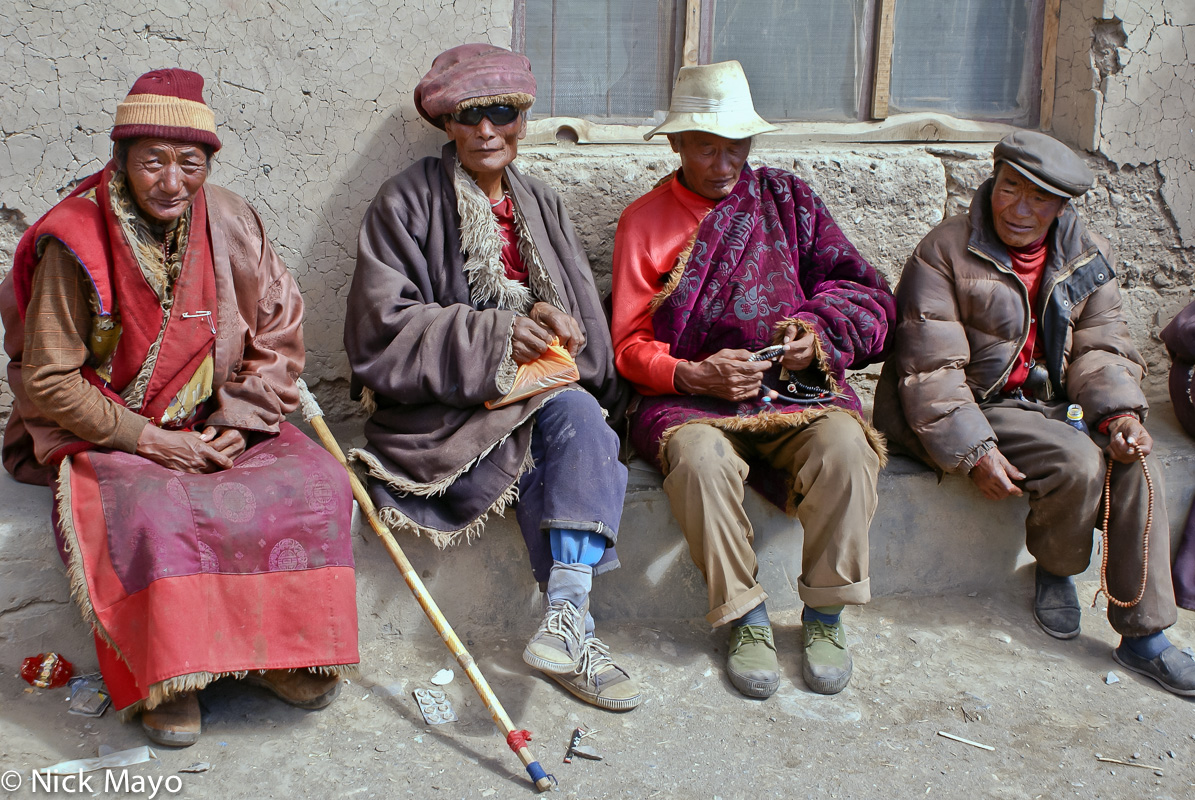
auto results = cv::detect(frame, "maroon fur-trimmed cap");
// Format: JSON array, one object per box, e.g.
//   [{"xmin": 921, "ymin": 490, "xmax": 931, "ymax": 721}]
[{"xmin": 414, "ymin": 44, "xmax": 536, "ymax": 130}]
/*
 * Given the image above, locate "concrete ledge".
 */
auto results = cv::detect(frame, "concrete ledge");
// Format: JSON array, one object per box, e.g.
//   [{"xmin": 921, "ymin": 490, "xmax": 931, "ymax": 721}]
[{"xmin": 3, "ymin": 401, "xmax": 1193, "ymax": 672}]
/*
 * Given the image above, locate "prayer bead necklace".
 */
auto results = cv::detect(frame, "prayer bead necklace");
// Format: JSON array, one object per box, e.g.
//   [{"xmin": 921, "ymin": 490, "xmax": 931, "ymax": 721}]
[{"xmin": 785, "ymin": 376, "xmax": 830, "ymax": 397}]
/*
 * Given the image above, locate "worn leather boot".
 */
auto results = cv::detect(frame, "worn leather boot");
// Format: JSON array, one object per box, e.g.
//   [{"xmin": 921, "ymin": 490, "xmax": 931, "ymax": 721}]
[
  {"xmin": 1112, "ymin": 644, "xmax": 1195, "ymax": 697},
  {"xmin": 141, "ymin": 692, "xmax": 201, "ymax": 747},
  {"xmin": 244, "ymin": 669, "xmax": 342, "ymax": 709}
]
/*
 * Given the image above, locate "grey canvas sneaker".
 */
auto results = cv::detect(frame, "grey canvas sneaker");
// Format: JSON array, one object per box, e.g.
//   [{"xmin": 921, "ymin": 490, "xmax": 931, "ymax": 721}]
[
  {"xmin": 523, "ymin": 597, "xmax": 587, "ymax": 674},
  {"xmin": 549, "ymin": 636, "xmax": 642, "ymax": 711}
]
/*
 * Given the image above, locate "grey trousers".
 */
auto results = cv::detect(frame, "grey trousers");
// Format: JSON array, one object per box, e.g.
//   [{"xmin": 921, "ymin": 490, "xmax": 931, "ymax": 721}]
[{"xmin": 982, "ymin": 397, "xmax": 1176, "ymax": 637}]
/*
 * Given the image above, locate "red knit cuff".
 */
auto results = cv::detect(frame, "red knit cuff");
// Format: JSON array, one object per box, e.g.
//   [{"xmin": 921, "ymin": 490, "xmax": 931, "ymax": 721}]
[{"xmin": 1097, "ymin": 412, "xmax": 1138, "ymax": 435}]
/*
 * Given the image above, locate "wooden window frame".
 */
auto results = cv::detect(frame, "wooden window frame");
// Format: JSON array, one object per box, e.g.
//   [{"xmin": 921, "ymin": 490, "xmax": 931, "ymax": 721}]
[{"xmin": 515, "ymin": 0, "xmax": 1061, "ymax": 144}]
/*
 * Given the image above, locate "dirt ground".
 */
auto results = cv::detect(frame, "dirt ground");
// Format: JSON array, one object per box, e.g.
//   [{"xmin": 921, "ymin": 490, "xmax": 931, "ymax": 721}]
[{"xmin": 2, "ymin": 575, "xmax": 1193, "ymax": 800}]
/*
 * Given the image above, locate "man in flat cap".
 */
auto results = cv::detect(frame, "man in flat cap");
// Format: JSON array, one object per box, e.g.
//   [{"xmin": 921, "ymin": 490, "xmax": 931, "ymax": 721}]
[
  {"xmin": 612, "ymin": 61, "xmax": 894, "ymax": 698},
  {"xmin": 875, "ymin": 130, "xmax": 1195, "ymax": 695},
  {"xmin": 345, "ymin": 44, "xmax": 639, "ymax": 711}
]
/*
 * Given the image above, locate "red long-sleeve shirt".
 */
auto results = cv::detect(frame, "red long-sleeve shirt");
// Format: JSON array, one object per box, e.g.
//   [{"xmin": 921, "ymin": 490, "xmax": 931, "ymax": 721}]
[
  {"xmin": 1001, "ymin": 235, "xmax": 1049, "ymax": 394},
  {"xmin": 611, "ymin": 176, "xmax": 715, "ymax": 395}
]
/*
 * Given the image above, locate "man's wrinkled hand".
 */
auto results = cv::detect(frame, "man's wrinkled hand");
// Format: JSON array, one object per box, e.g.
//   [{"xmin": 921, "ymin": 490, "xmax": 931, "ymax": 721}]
[
  {"xmin": 511, "ymin": 315, "xmax": 554, "ymax": 365},
  {"xmin": 969, "ymin": 447, "xmax": 1026, "ymax": 500},
  {"xmin": 136, "ymin": 425, "xmax": 234, "ymax": 474},
  {"xmin": 529, "ymin": 301, "xmax": 585, "ymax": 356},
  {"xmin": 674, "ymin": 349, "xmax": 771, "ymax": 401},
  {"xmin": 200, "ymin": 426, "xmax": 248, "ymax": 461},
  {"xmin": 1106, "ymin": 416, "xmax": 1152, "ymax": 463},
  {"xmin": 778, "ymin": 325, "xmax": 817, "ymax": 372}
]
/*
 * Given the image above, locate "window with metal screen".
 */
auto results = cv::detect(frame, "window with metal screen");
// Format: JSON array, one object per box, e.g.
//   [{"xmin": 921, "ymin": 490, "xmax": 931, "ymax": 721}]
[
  {"xmin": 888, "ymin": 0, "xmax": 1044, "ymax": 126},
  {"xmin": 520, "ymin": 0, "xmax": 683, "ymax": 121},
  {"xmin": 710, "ymin": 0, "xmax": 874, "ymax": 121},
  {"xmin": 514, "ymin": 0, "xmax": 1050, "ymax": 128}
]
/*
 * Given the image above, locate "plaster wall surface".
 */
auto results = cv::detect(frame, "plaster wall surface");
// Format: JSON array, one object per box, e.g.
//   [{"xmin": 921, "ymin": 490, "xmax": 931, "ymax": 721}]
[{"xmin": 1054, "ymin": 0, "xmax": 1195, "ymax": 247}]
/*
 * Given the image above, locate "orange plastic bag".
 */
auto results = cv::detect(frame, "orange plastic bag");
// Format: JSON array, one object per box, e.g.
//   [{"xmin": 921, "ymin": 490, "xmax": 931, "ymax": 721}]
[{"xmin": 485, "ymin": 338, "xmax": 580, "ymax": 409}]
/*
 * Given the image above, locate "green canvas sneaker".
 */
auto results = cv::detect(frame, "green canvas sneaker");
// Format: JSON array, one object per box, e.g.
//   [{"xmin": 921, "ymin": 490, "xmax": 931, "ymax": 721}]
[
  {"xmin": 802, "ymin": 618, "xmax": 853, "ymax": 694},
  {"xmin": 726, "ymin": 624, "xmax": 780, "ymax": 698}
]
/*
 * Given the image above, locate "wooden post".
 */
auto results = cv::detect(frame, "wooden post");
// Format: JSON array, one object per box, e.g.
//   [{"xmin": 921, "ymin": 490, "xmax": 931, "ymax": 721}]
[
  {"xmin": 871, "ymin": 0, "xmax": 897, "ymax": 120},
  {"xmin": 1040, "ymin": 0, "xmax": 1061, "ymax": 130},
  {"xmin": 683, "ymin": 0, "xmax": 702, "ymax": 67}
]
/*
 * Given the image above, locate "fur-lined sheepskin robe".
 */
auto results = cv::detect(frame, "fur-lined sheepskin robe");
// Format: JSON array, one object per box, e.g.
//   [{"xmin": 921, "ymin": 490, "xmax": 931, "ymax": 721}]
[{"xmin": 345, "ymin": 142, "xmax": 623, "ymax": 546}]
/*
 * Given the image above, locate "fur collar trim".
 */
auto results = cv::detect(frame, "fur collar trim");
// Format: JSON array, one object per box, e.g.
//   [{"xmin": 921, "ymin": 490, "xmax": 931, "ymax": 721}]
[{"xmin": 452, "ymin": 160, "xmax": 563, "ymax": 314}]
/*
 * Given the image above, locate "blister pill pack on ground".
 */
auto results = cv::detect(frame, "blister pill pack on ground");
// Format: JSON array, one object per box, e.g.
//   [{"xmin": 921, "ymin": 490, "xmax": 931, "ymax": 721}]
[{"xmin": 412, "ymin": 688, "xmax": 457, "ymax": 725}]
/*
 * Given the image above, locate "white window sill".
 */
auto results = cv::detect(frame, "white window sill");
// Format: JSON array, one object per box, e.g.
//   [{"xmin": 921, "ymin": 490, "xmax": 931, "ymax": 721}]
[{"xmin": 524, "ymin": 111, "xmax": 1021, "ymax": 147}]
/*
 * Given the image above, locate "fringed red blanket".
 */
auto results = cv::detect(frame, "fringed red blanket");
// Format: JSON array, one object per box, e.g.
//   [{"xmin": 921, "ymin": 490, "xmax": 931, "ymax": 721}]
[{"xmin": 55, "ymin": 422, "xmax": 359, "ymax": 712}]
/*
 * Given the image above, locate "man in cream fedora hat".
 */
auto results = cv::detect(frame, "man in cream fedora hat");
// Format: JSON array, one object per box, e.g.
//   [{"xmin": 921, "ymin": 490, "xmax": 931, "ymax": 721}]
[{"xmin": 612, "ymin": 61, "xmax": 894, "ymax": 698}]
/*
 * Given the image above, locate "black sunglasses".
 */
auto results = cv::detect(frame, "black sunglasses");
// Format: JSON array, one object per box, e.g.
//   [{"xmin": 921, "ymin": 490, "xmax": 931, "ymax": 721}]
[{"xmin": 450, "ymin": 104, "xmax": 521, "ymax": 127}]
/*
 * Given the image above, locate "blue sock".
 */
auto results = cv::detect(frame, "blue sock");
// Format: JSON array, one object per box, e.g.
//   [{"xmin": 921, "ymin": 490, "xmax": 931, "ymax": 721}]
[
  {"xmin": 733, "ymin": 601, "xmax": 770, "ymax": 628},
  {"xmin": 802, "ymin": 605, "xmax": 844, "ymax": 625},
  {"xmin": 549, "ymin": 528, "xmax": 605, "ymax": 567},
  {"xmin": 1122, "ymin": 631, "xmax": 1171, "ymax": 660}
]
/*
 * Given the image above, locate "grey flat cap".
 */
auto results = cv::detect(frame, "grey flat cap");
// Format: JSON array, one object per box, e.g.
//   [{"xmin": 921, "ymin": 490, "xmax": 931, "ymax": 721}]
[{"xmin": 993, "ymin": 130, "xmax": 1093, "ymax": 198}]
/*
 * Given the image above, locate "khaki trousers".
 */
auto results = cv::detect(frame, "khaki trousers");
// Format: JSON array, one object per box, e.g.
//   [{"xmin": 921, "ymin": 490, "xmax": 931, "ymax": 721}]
[
  {"xmin": 982, "ymin": 398, "xmax": 1176, "ymax": 637},
  {"xmin": 662, "ymin": 411, "xmax": 879, "ymax": 627}
]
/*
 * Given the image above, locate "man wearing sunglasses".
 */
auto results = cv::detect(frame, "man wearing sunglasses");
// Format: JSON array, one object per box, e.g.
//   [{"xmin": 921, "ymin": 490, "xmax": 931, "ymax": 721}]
[
  {"xmin": 345, "ymin": 44, "xmax": 639, "ymax": 712},
  {"xmin": 451, "ymin": 102, "xmax": 521, "ymax": 127}
]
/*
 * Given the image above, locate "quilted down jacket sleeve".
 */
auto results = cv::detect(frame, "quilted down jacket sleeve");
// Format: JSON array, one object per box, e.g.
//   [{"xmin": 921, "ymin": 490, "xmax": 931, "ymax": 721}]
[
  {"xmin": 891, "ymin": 244, "xmax": 997, "ymax": 475},
  {"xmin": 1062, "ymin": 264, "xmax": 1147, "ymax": 426}
]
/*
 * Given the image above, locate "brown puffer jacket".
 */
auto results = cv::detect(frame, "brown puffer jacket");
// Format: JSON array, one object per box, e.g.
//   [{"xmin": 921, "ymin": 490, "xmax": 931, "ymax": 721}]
[{"xmin": 873, "ymin": 179, "xmax": 1147, "ymax": 475}]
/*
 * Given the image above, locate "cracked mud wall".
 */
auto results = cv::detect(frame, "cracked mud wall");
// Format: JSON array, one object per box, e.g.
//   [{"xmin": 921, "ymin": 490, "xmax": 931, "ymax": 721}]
[
  {"xmin": 0, "ymin": 0, "xmax": 513, "ymax": 425},
  {"xmin": 1096, "ymin": 2, "xmax": 1195, "ymax": 248},
  {"xmin": 1054, "ymin": 1, "xmax": 1195, "ymax": 248},
  {"xmin": 0, "ymin": 208, "xmax": 24, "ymax": 423}
]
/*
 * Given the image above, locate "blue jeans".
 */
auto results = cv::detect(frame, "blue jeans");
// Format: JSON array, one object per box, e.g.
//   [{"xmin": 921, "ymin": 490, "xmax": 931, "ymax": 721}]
[{"xmin": 516, "ymin": 390, "xmax": 626, "ymax": 582}]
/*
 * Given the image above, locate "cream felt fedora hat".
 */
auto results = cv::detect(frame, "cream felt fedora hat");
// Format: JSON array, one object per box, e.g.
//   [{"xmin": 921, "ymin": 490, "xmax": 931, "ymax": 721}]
[{"xmin": 645, "ymin": 60, "xmax": 778, "ymax": 141}]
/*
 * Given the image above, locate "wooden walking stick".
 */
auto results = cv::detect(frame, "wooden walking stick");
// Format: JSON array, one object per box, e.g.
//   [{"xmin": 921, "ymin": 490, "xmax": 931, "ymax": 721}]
[{"xmin": 296, "ymin": 379, "xmax": 555, "ymax": 792}]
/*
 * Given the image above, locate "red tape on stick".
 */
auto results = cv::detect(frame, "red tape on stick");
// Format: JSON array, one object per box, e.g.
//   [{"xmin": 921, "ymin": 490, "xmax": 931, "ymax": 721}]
[{"xmin": 506, "ymin": 729, "xmax": 533, "ymax": 752}]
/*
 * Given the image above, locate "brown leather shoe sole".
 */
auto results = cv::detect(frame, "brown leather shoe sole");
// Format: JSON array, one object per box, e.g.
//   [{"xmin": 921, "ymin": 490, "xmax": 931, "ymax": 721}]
[
  {"xmin": 243, "ymin": 670, "xmax": 342, "ymax": 709},
  {"xmin": 141, "ymin": 692, "xmax": 201, "ymax": 747}
]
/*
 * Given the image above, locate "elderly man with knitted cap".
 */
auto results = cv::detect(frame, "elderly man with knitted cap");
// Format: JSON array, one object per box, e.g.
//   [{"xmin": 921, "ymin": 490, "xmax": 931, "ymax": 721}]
[
  {"xmin": 0, "ymin": 69, "xmax": 360, "ymax": 746},
  {"xmin": 874, "ymin": 130, "xmax": 1195, "ymax": 696},
  {"xmin": 612, "ymin": 62, "xmax": 894, "ymax": 698},
  {"xmin": 345, "ymin": 44, "xmax": 639, "ymax": 711}
]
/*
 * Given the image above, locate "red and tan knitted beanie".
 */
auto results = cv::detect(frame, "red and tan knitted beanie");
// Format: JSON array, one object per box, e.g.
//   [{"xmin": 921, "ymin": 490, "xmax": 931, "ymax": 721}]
[{"xmin": 110, "ymin": 68, "xmax": 221, "ymax": 151}]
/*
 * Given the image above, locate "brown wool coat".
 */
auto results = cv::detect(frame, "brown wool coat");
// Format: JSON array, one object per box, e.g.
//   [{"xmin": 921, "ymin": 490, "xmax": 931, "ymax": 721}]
[
  {"xmin": 1, "ymin": 184, "xmax": 305, "ymax": 485},
  {"xmin": 873, "ymin": 179, "xmax": 1147, "ymax": 475},
  {"xmin": 344, "ymin": 143, "xmax": 621, "ymax": 543}
]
